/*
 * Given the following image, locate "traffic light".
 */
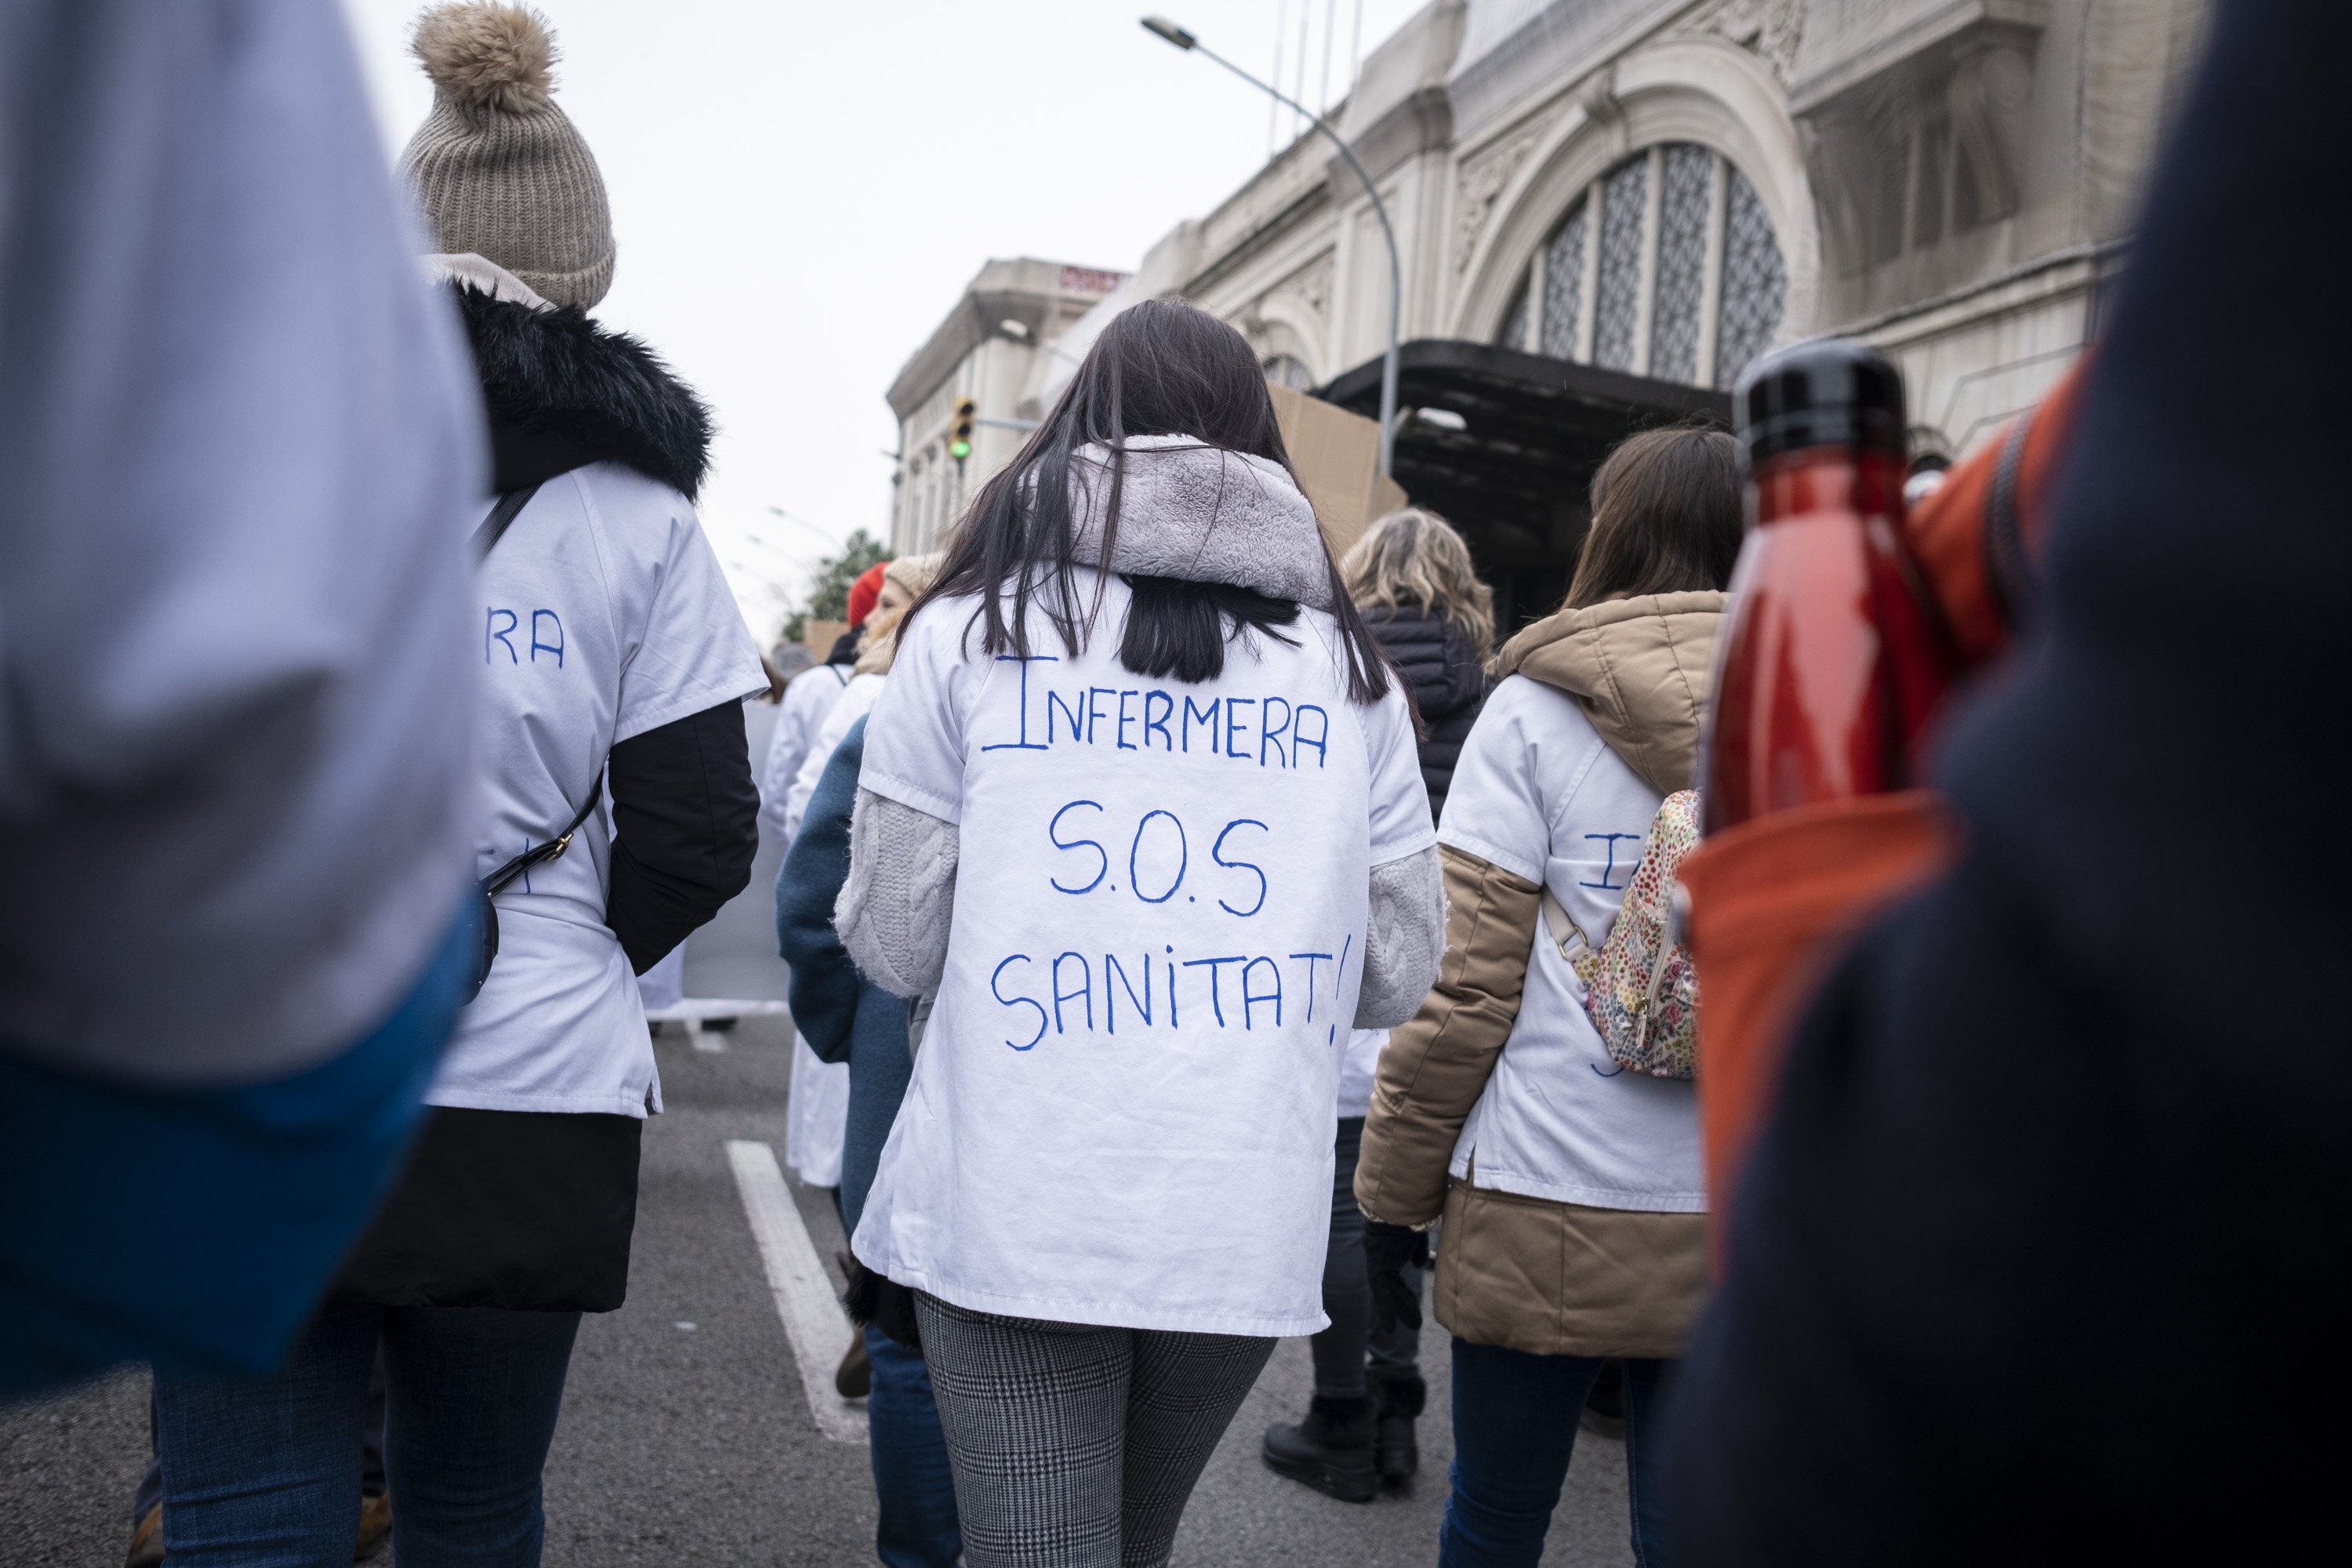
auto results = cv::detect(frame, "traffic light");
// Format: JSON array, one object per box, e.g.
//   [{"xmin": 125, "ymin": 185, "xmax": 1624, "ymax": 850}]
[{"xmin": 948, "ymin": 397, "xmax": 977, "ymax": 463}]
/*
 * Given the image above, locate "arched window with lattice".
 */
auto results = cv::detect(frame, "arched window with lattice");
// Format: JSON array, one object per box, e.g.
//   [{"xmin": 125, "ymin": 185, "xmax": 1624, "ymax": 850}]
[
  {"xmin": 1493, "ymin": 141, "xmax": 1787, "ymax": 390},
  {"xmin": 1261, "ymin": 354, "xmax": 1316, "ymax": 392}
]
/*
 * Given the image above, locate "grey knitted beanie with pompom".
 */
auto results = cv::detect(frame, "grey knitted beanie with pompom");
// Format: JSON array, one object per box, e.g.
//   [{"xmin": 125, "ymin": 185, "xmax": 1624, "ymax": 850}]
[{"xmin": 400, "ymin": 3, "xmax": 615, "ymax": 310}]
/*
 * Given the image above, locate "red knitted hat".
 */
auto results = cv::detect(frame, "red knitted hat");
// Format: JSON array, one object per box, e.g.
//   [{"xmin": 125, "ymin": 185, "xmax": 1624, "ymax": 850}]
[{"xmin": 846, "ymin": 562, "xmax": 888, "ymax": 628}]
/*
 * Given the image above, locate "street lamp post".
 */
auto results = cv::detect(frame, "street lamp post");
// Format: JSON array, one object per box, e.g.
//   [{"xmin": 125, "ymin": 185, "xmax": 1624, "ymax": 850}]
[{"xmin": 1142, "ymin": 15, "xmax": 1402, "ymax": 479}]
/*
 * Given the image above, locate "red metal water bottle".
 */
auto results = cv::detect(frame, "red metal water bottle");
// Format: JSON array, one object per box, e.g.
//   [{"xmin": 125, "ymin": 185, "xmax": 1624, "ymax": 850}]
[{"xmin": 1704, "ymin": 340, "xmax": 1953, "ymax": 833}]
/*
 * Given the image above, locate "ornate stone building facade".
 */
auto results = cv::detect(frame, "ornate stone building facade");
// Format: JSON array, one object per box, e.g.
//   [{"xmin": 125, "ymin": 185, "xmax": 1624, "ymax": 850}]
[
  {"xmin": 885, "ymin": 259, "xmax": 1125, "ymax": 554},
  {"xmin": 895, "ymin": 2, "xmax": 2205, "ymax": 617},
  {"xmin": 1060, "ymin": 0, "xmax": 2205, "ymax": 461}
]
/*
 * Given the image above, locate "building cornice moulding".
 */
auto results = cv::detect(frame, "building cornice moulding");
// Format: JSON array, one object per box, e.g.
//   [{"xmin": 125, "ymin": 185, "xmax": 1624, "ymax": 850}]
[
  {"xmin": 1838, "ymin": 237, "xmax": 2119, "ymax": 348},
  {"xmin": 884, "ymin": 260, "xmax": 1122, "ymax": 416},
  {"xmin": 1330, "ymin": 85, "xmax": 1455, "ymax": 196},
  {"xmin": 1449, "ymin": 0, "xmax": 1703, "ymax": 148},
  {"xmin": 1181, "ymin": 182, "xmax": 1334, "ymax": 302},
  {"xmin": 1790, "ymin": 0, "xmax": 2049, "ymax": 114}
]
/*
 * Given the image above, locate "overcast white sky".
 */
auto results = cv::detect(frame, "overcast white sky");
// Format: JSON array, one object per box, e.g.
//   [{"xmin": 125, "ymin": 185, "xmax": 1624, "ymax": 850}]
[{"xmin": 342, "ymin": 0, "xmax": 1428, "ymax": 642}]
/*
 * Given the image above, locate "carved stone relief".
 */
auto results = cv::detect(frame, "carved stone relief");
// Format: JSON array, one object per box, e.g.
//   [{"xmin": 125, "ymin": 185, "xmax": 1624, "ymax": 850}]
[
  {"xmin": 1452, "ymin": 115, "xmax": 1552, "ymax": 274},
  {"xmin": 1675, "ymin": 0, "xmax": 1806, "ymax": 84},
  {"xmin": 1280, "ymin": 252, "xmax": 1334, "ymax": 319}
]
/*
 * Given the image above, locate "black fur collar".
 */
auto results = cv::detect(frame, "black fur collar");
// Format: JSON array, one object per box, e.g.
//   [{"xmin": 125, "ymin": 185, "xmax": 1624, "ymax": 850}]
[{"xmin": 452, "ymin": 285, "xmax": 712, "ymax": 500}]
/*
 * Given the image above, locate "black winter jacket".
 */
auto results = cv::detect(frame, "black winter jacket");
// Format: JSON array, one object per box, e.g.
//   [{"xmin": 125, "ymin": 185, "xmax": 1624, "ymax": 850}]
[
  {"xmin": 330, "ymin": 286, "xmax": 758, "ymax": 1316},
  {"xmin": 1362, "ymin": 605, "xmax": 1488, "ymax": 823},
  {"xmin": 458, "ymin": 283, "xmax": 758, "ymax": 975}
]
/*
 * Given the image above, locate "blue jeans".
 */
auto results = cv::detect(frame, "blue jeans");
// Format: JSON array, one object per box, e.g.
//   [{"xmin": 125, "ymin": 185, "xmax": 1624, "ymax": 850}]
[
  {"xmin": 133, "ymin": 1352, "xmax": 386, "ymax": 1526},
  {"xmin": 154, "ymin": 1302, "xmax": 579, "ymax": 1567},
  {"xmin": 866, "ymin": 1325, "xmax": 963, "ymax": 1567},
  {"xmin": 1441, "ymin": 1339, "xmax": 1671, "ymax": 1568}
]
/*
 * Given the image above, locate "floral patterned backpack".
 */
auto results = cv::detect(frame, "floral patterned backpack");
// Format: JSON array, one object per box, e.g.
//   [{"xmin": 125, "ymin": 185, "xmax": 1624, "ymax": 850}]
[{"xmin": 1541, "ymin": 789, "xmax": 1702, "ymax": 1079}]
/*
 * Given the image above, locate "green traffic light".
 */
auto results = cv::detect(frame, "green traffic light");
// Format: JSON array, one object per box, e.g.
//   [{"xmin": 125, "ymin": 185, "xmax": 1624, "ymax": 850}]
[{"xmin": 949, "ymin": 438, "xmax": 971, "ymax": 460}]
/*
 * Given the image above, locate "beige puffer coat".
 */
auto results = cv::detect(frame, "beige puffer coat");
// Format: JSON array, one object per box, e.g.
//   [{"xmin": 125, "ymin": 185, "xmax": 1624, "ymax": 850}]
[{"xmin": 1355, "ymin": 590, "xmax": 1725, "ymax": 1359}]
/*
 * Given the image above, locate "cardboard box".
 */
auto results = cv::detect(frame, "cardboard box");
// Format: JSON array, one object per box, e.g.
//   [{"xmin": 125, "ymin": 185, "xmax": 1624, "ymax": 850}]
[
  {"xmin": 801, "ymin": 619, "xmax": 849, "ymax": 664},
  {"xmin": 1268, "ymin": 383, "xmax": 1409, "ymax": 559}
]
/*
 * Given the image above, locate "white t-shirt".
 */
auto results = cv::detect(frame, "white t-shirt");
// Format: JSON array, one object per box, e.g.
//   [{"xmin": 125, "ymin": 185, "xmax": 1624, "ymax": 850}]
[
  {"xmin": 784, "ymin": 672, "xmax": 884, "ymax": 844},
  {"xmin": 434, "ymin": 462, "xmax": 766, "ymax": 1117},
  {"xmin": 851, "ymin": 573, "xmax": 1434, "ymax": 1335},
  {"xmin": 757, "ymin": 665, "xmax": 860, "ymax": 1180},
  {"xmin": 785, "ymin": 1033, "xmax": 851, "ymax": 1188},
  {"xmin": 1338, "ymin": 1028, "xmax": 1387, "ymax": 1120},
  {"xmin": 761, "ymin": 663, "xmax": 852, "ymax": 842},
  {"xmin": 1439, "ymin": 675, "xmax": 1704, "ymax": 1211}
]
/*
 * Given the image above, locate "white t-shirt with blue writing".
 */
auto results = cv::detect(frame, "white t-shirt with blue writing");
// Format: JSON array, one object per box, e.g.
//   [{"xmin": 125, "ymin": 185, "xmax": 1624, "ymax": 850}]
[
  {"xmin": 1437, "ymin": 674, "xmax": 1704, "ymax": 1211},
  {"xmin": 435, "ymin": 463, "xmax": 767, "ymax": 1118},
  {"xmin": 1338, "ymin": 1028, "xmax": 1387, "ymax": 1120},
  {"xmin": 851, "ymin": 572, "xmax": 1434, "ymax": 1335}
]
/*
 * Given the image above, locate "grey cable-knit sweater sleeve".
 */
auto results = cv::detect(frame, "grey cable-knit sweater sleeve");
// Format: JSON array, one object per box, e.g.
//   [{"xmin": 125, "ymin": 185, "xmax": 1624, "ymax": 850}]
[
  {"xmin": 1356, "ymin": 844, "xmax": 1446, "ymax": 1028},
  {"xmin": 836, "ymin": 788, "xmax": 958, "ymax": 1000}
]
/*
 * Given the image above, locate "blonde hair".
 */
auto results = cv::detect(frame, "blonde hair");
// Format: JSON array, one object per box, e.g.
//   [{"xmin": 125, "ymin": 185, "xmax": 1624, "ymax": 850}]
[
  {"xmin": 1338, "ymin": 508, "xmax": 1494, "ymax": 655},
  {"xmin": 855, "ymin": 552, "xmax": 944, "ymax": 675}
]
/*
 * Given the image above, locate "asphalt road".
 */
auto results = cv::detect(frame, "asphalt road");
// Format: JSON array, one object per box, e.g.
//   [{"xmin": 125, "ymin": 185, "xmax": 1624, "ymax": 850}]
[{"xmin": 2, "ymin": 1014, "xmax": 1635, "ymax": 1566}]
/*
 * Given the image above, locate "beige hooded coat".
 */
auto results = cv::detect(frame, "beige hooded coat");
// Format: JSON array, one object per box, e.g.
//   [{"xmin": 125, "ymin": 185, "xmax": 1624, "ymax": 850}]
[{"xmin": 1355, "ymin": 590, "xmax": 1725, "ymax": 1359}]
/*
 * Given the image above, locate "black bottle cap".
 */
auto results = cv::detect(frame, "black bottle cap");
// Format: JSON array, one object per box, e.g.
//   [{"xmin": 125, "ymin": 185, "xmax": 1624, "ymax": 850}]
[{"xmin": 1736, "ymin": 338, "xmax": 1907, "ymax": 463}]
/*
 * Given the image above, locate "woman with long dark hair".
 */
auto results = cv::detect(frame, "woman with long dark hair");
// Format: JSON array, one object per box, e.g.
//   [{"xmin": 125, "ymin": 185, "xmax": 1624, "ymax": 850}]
[
  {"xmin": 1354, "ymin": 426, "xmax": 1743, "ymax": 1566},
  {"xmin": 835, "ymin": 299, "xmax": 1446, "ymax": 1568}
]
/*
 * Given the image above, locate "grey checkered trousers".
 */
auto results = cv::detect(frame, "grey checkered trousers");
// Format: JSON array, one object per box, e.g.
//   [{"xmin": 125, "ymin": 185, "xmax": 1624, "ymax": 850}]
[{"xmin": 914, "ymin": 1292, "xmax": 1277, "ymax": 1567}]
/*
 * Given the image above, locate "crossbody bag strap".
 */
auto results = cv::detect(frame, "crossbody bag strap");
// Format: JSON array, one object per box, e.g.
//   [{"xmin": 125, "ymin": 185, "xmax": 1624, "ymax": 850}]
[
  {"xmin": 470, "ymin": 481, "xmax": 545, "ymax": 561},
  {"xmin": 1981, "ymin": 412, "xmax": 2035, "ymax": 630},
  {"xmin": 481, "ymin": 769, "xmax": 605, "ymax": 899},
  {"xmin": 1540, "ymin": 884, "xmax": 1592, "ymax": 964}
]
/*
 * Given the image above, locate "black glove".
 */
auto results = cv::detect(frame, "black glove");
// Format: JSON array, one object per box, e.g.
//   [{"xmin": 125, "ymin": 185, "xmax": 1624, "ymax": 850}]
[
  {"xmin": 1363, "ymin": 1220, "xmax": 1431, "ymax": 1335},
  {"xmin": 841, "ymin": 1250, "xmax": 921, "ymax": 1350}
]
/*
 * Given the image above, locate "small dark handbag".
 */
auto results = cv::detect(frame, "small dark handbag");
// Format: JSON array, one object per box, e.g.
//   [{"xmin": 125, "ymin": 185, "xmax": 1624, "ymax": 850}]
[
  {"xmin": 459, "ymin": 482, "xmax": 599, "ymax": 1005},
  {"xmin": 464, "ymin": 775, "xmax": 603, "ymax": 1006},
  {"xmin": 333, "ymin": 1106, "xmax": 643, "ymax": 1311}
]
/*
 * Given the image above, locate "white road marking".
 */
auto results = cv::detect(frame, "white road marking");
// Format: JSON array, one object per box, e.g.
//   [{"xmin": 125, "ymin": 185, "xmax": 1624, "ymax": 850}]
[{"xmin": 724, "ymin": 1139, "xmax": 867, "ymax": 1444}]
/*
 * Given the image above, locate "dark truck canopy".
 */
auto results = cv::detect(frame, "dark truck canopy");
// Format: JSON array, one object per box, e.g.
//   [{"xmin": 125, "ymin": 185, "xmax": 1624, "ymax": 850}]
[{"xmin": 1319, "ymin": 339, "xmax": 1731, "ymax": 634}]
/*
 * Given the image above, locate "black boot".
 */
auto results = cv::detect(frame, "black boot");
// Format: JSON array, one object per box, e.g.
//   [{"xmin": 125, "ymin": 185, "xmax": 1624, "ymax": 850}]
[
  {"xmin": 1370, "ymin": 1368, "xmax": 1426, "ymax": 1483},
  {"xmin": 1261, "ymin": 1395, "xmax": 1378, "ymax": 1502}
]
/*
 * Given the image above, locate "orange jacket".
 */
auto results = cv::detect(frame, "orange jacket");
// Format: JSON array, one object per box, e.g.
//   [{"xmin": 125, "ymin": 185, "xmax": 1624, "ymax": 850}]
[{"xmin": 1686, "ymin": 361, "xmax": 2084, "ymax": 1255}]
